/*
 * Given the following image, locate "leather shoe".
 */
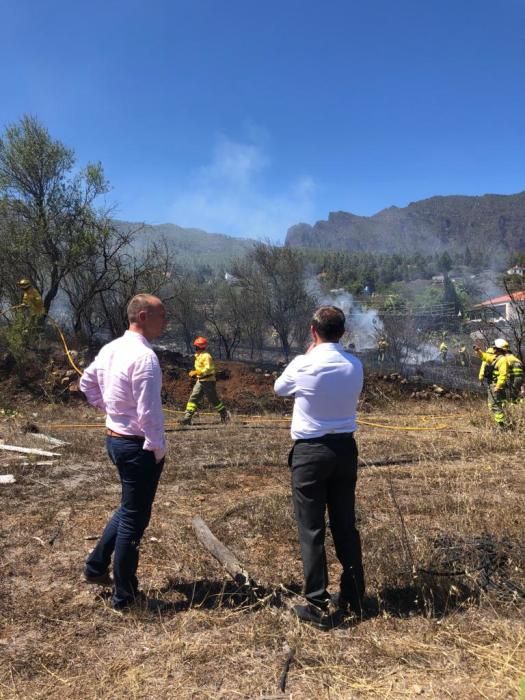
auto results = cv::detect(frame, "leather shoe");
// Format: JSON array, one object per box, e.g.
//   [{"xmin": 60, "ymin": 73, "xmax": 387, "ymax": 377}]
[
  {"xmin": 84, "ymin": 571, "xmax": 113, "ymax": 587},
  {"xmin": 292, "ymin": 604, "xmax": 343, "ymax": 630},
  {"xmin": 113, "ymin": 591, "xmax": 172, "ymax": 613},
  {"xmin": 333, "ymin": 592, "xmax": 365, "ymax": 616}
]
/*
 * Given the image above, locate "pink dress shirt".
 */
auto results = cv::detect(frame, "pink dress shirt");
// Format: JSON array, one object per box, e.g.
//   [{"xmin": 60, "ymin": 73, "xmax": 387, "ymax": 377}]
[{"xmin": 79, "ymin": 330, "xmax": 166, "ymax": 462}]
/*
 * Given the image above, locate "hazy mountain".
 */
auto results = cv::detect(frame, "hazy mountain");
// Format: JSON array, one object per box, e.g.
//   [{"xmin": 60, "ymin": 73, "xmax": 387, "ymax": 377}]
[
  {"xmin": 118, "ymin": 221, "xmax": 256, "ymax": 268},
  {"xmin": 285, "ymin": 192, "xmax": 525, "ymax": 255}
]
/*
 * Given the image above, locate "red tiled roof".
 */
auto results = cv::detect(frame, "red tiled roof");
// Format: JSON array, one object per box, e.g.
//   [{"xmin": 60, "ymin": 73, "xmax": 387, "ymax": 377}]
[{"xmin": 473, "ymin": 290, "xmax": 525, "ymax": 308}]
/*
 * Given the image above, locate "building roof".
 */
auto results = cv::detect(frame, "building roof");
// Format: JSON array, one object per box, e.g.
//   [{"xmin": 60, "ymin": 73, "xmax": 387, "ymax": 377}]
[{"xmin": 472, "ymin": 290, "xmax": 525, "ymax": 308}]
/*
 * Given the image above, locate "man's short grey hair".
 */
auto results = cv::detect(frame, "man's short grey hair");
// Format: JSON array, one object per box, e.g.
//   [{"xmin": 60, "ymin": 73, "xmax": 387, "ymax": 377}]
[{"xmin": 127, "ymin": 294, "xmax": 158, "ymax": 324}]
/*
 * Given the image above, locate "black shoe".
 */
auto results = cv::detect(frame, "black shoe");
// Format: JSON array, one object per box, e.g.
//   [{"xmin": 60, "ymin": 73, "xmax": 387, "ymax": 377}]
[
  {"xmin": 113, "ymin": 591, "xmax": 172, "ymax": 613},
  {"xmin": 179, "ymin": 414, "xmax": 192, "ymax": 426},
  {"xmin": 292, "ymin": 604, "xmax": 343, "ymax": 630},
  {"xmin": 219, "ymin": 410, "xmax": 231, "ymax": 424},
  {"xmin": 84, "ymin": 571, "xmax": 113, "ymax": 587},
  {"xmin": 331, "ymin": 592, "xmax": 364, "ymax": 617}
]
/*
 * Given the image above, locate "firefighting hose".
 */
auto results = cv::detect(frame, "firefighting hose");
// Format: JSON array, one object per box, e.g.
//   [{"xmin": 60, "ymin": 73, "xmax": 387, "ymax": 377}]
[
  {"xmin": 37, "ymin": 409, "xmax": 453, "ymax": 432},
  {"xmin": 0, "ymin": 304, "xmax": 83, "ymax": 377}
]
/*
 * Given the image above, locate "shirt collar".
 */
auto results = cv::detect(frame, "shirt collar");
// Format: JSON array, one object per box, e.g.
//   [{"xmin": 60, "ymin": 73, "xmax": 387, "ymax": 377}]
[
  {"xmin": 124, "ymin": 329, "xmax": 153, "ymax": 349},
  {"xmin": 310, "ymin": 342, "xmax": 343, "ymax": 352}
]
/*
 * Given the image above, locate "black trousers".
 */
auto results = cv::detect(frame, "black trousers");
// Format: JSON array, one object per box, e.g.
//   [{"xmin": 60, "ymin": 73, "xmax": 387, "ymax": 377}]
[{"xmin": 290, "ymin": 434, "xmax": 365, "ymax": 610}]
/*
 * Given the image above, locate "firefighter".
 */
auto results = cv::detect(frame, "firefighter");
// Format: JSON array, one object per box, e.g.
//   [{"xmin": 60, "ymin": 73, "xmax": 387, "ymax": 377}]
[
  {"xmin": 439, "ymin": 340, "xmax": 448, "ymax": 363},
  {"xmin": 474, "ymin": 339, "xmax": 510, "ymax": 428},
  {"xmin": 18, "ymin": 279, "xmax": 45, "ymax": 318},
  {"xmin": 377, "ymin": 336, "xmax": 389, "ymax": 363},
  {"xmin": 180, "ymin": 337, "xmax": 230, "ymax": 425},
  {"xmin": 477, "ymin": 344, "xmax": 497, "ymax": 384},
  {"xmin": 497, "ymin": 340, "xmax": 524, "ymax": 403}
]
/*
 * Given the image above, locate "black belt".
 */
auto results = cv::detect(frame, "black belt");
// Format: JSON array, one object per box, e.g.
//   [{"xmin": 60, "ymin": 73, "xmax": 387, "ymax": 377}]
[{"xmin": 296, "ymin": 432, "xmax": 354, "ymax": 444}]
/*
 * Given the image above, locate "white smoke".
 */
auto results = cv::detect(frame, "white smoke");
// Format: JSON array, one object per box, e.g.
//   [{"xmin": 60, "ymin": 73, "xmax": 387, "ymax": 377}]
[
  {"xmin": 315, "ymin": 286, "xmax": 383, "ymax": 351},
  {"xmin": 404, "ymin": 343, "xmax": 440, "ymax": 365}
]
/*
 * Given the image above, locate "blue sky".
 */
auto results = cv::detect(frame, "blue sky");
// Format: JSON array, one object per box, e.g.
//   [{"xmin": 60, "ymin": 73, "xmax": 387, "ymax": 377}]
[{"xmin": 2, "ymin": 0, "xmax": 524, "ymax": 240}]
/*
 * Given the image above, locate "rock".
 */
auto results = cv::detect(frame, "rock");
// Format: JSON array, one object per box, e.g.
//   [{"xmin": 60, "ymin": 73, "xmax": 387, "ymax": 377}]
[{"xmin": 255, "ymin": 368, "xmax": 262, "ymax": 374}]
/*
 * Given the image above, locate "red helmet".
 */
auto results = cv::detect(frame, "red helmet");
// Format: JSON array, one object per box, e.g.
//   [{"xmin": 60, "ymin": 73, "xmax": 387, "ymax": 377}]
[{"xmin": 193, "ymin": 336, "xmax": 208, "ymax": 349}]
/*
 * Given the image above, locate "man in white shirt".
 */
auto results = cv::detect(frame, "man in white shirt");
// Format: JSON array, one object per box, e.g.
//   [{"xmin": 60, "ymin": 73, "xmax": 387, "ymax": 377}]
[
  {"xmin": 80, "ymin": 294, "xmax": 167, "ymax": 611},
  {"xmin": 274, "ymin": 306, "xmax": 364, "ymax": 628}
]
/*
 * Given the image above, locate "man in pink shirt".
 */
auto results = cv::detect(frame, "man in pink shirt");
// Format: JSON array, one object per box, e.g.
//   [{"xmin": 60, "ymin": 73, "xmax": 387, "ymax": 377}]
[{"xmin": 80, "ymin": 294, "xmax": 167, "ymax": 611}]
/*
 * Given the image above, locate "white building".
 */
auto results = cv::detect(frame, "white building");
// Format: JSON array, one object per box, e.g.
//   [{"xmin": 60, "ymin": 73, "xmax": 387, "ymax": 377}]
[{"xmin": 470, "ymin": 291, "xmax": 525, "ymax": 322}]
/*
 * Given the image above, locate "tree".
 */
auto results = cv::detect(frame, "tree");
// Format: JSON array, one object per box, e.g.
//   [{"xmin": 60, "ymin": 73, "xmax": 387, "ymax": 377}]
[
  {"xmin": 442, "ymin": 274, "xmax": 461, "ymax": 315},
  {"xmin": 437, "ymin": 251, "xmax": 453, "ymax": 274},
  {"xmin": 203, "ymin": 280, "xmax": 243, "ymax": 360},
  {"xmin": 0, "ymin": 115, "xmax": 109, "ymax": 312},
  {"xmin": 62, "ymin": 227, "xmax": 172, "ymax": 341},
  {"xmin": 163, "ymin": 266, "xmax": 205, "ymax": 353},
  {"xmin": 232, "ymin": 243, "xmax": 315, "ymax": 361}
]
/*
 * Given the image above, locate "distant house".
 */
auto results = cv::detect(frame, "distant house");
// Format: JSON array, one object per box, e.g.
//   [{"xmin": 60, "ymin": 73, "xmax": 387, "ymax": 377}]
[
  {"xmin": 470, "ymin": 291, "xmax": 525, "ymax": 322},
  {"xmin": 506, "ymin": 265, "xmax": 525, "ymax": 277}
]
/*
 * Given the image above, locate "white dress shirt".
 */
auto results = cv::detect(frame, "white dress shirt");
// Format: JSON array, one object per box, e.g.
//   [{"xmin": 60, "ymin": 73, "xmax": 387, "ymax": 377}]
[
  {"xmin": 274, "ymin": 342, "xmax": 363, "ymax": 440},
  {"xmin": 79, "ymin": 330, "xmax": 166, "ymax": 462}
]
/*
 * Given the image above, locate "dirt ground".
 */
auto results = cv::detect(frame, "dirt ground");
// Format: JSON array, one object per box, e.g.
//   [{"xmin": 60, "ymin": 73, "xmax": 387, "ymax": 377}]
[{"xmin": 0, "ymin": 367, "xmax": 524, "ymax": 699}]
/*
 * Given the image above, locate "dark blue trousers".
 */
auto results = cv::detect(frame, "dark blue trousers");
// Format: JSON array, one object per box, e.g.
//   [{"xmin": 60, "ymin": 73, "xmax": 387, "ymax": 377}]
[{"xmin": 85, "ymin": 437, "xmax": 164, "ymax": 609}]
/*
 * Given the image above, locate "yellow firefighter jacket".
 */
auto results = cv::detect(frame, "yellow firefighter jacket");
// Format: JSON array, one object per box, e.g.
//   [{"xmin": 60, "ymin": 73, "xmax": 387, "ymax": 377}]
[
  {"xmin": 21, "ymin": 287, "xmax": 45, "ymax": 316},
  {"xmin": 478, "ymin": 348, "xmax": 496, "ymax": 382},
  {"xmin": 492, "ymin": 355, "xmax": 510, "ymax": 392},
  {"xmin": 194, "ymin": 351, "xmax": 216, "ymax": 382},
  {"xmin": 504, "ymin": 353, "xmax": 523, "ymax": 377}
]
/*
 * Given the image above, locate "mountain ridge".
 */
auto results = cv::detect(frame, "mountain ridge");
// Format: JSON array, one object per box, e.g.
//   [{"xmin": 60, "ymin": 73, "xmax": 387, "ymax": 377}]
[
  {"xmin": 117, "ymin": 220, "xmax": 256, "ymax": 267},
  {"xmin": 285, "ymin": 191, "xmax": 525, "ymax": 254}
]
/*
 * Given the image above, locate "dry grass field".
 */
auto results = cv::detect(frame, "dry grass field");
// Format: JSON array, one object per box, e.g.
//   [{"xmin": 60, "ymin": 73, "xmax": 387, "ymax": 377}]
[{"xmin": 1, "ymin": 385, "xmax": 524, "ymax": 699}]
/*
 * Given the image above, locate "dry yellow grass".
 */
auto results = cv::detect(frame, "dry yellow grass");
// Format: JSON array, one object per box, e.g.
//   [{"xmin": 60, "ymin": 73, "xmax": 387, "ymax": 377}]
[{"xmin": 0, "ymin": 395, "xmax": 524, "ymax": 699}]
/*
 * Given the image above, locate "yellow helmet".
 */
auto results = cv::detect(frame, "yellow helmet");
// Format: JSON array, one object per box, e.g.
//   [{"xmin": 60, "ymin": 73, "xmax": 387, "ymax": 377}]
[{"xmin": 18, "ymin": 279, "xmax": 32, "ymax": 289}]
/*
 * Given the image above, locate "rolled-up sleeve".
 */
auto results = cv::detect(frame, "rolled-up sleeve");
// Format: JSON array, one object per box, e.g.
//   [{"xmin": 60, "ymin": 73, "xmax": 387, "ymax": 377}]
[
  {"xmin": 79, "ymin": 360, "xmax": 105, "ymax": 411},
  {"xmin": 132, "ymin": 354, "xmax": 166, "ymax": 461}
]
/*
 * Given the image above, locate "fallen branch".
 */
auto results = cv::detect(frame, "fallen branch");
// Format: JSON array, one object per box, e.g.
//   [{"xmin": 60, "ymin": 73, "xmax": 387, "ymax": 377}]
[
  {"xmin": 48, "ymin": 507, "xmax": 72, "ymax": 546},
  {"xmin": 191, "ymin": 516, "xmax": 254, "ymax": 588},
  {"xmin": 279, "ymin": 644, "xmax": 295, "ymax": 693},
  {"xmin": 0, "ymin": 444, "xmax": 60, "ymax": 458},
  {"xmin": 359, "ymin": 452, "xmax": 461, "ymax": 469},
  {"xmin": 30, "ymin": 433, "xmax": 70, "ymax": 447}
]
